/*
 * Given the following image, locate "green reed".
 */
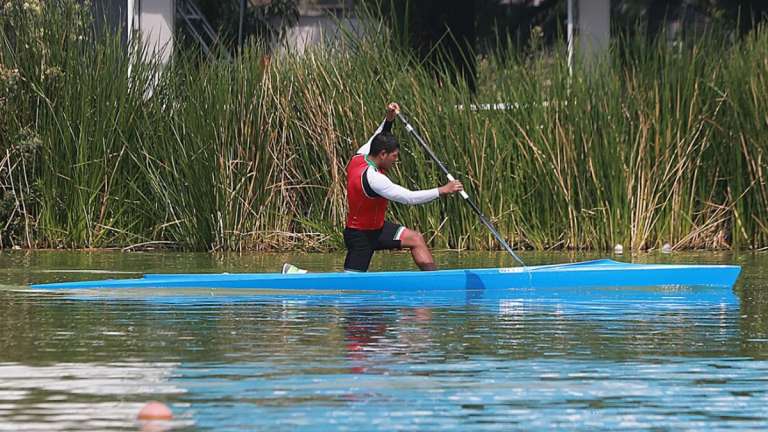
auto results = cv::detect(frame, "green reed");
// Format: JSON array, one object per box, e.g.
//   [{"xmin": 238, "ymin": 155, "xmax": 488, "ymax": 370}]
[{"xmin": 1, "ymin": 1, "xmax": 766, "ymax": 252}]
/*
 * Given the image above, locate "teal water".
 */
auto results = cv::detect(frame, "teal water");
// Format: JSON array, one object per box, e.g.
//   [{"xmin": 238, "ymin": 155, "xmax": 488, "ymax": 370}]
[{"xmin": 1, "ymin": 251, "xmax": 766, "ymax": 431}]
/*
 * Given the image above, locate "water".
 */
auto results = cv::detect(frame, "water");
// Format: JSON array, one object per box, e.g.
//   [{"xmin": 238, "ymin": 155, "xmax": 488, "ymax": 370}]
[{"xmin": 1, "ymin": 250, "xmax": 766, "ymax": 431}]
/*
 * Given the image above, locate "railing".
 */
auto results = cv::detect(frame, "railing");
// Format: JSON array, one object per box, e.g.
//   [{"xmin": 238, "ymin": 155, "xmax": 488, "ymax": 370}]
[{"xmin": 177, "ymin": 0, "xmax": 231, "ymax": 60}]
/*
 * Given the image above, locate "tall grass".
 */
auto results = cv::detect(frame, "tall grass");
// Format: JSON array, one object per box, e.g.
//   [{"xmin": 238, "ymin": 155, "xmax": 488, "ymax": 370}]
[{"xmin": 1, "ymin": 1, "xmax": 766, "ymax": 252}]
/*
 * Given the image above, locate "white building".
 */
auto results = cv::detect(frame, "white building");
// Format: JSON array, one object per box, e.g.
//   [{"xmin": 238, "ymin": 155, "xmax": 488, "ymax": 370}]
[
  {"xmin": 93, "ymin": 0, "xmax": 175, "ymax": 63},
  {"xmin": 95, "ymin": 0, "xmax": 610, "ymax": 65}
]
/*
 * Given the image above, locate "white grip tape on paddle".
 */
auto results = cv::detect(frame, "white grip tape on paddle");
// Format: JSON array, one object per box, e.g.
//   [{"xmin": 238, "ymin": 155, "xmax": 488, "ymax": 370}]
[{"xmin": 446, "ymin": 174, "xmax": 470, "ymax": 199}]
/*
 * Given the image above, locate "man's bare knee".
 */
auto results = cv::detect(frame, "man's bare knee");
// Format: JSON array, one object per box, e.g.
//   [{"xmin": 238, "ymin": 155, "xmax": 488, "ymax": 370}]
[{"xmin": 400, "ymin": 229, "xmax": 426, "ymax": 248}]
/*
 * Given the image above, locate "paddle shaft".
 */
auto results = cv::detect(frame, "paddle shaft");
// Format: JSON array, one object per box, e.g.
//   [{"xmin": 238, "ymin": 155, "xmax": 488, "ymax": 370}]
[{"xmin": 396, "ymin": 112, "xmax": 526, "ymax": 267}]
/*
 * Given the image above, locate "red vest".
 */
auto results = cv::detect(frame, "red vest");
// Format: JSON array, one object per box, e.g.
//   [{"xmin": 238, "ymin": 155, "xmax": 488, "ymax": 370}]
[{"xmin": 346, "ymin": 154, "xmax": 388, "ymax": 230}]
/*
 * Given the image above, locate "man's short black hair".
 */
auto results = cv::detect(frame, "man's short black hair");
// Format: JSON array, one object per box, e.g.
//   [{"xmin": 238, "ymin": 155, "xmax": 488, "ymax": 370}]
[{"xmin": 369, "ymin": 132, "xmax": 399, "ymax": 156}]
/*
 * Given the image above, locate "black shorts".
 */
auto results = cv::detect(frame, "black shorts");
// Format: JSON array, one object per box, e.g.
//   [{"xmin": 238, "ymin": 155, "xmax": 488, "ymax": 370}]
[{"xmin": 343, "ymin": 221, "xmax": 405, "ymax": 272}]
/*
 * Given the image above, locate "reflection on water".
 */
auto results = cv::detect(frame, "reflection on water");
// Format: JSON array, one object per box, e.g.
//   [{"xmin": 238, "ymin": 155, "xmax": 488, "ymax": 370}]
[
  {"xmin": 0, "ymin": 250, "xmax": 766, "ymax": 430},
  {"xmin": 0, "ymin": 363, "xmax": 192, "ymax": 431}
]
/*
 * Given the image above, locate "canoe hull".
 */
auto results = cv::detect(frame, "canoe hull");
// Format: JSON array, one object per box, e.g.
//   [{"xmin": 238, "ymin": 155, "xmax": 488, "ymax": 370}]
[{"xmin": 31, "ymin": 259, "xmax": 741, "ymax": 291}]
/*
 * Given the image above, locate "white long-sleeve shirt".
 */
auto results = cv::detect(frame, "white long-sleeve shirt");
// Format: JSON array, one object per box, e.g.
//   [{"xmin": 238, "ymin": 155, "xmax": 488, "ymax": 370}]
[{"xmin": 355, "ymin": 120, "xmax": 440, "ymax": 205}]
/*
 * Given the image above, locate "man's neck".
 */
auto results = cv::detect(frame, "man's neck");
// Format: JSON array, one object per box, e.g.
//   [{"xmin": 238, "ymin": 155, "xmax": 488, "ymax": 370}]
[{"xmin": 365, "ymin": 155, "xmax": 382, "ymax": 170}]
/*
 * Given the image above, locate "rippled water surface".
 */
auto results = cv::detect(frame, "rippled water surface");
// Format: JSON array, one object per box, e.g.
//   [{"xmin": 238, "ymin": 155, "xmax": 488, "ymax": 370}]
[{"xmin": 1, "ymin": 251, "xmax": 766, "ymax": 431}]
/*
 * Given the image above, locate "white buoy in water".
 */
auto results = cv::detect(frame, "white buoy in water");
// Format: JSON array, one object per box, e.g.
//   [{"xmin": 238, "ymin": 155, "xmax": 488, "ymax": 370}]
[
  {"xmin": 661, "ymin": 243, "xmax": 673, "ymax": 254},
  {"xmin": 614, "ymin": 244, "xmax": 624, "ymax": 254}
]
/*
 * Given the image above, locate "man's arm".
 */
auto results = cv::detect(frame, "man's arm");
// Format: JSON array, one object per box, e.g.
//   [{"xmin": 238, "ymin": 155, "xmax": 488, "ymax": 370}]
[
  {"xmin": 356, "ymin": 102, "xmax": 399, "ymax": 155},
  {"xmin": 366, "ymin": 169, "xmax": 439, "ymax": 205},
  {"xmin": 365, "ymin": 170, "xmax": 463, "ymax": 205},
  {"xmin": 356, "ymin": 119, "xmax": 392, "ymax": 155}
]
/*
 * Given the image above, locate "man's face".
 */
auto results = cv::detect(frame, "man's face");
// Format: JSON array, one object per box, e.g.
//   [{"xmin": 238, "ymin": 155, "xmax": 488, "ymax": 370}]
[{"xmin": 379, "ymin": 149, "xmax": 399, "ymax": 170}]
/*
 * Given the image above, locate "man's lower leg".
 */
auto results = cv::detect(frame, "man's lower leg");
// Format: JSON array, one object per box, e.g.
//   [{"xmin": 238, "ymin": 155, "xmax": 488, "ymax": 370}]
[
  {"xmin": 412, "ymin": 246, "xmax": 437, "ymax": 271},
  {"xmin": 417, "ymin": 262, "xmax": 437, "ymax": 271}
]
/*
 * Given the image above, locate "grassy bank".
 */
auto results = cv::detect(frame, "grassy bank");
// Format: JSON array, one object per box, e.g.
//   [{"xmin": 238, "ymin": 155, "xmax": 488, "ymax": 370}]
[{"xmin": 1, "ymin": 1, "xmax": 766, "ymax": 252}]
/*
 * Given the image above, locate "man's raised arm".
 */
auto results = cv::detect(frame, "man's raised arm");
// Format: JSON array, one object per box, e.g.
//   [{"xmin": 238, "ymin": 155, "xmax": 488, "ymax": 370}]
[{"xmin": 356, "ymin": 102, "xmax": 399, "ymax": 155}]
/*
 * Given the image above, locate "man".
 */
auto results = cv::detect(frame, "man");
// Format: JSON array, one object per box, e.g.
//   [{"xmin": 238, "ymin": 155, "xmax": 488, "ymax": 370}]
[{"xmin": 343, "ymin": 102, "xmax": 463, "ymax": 272}]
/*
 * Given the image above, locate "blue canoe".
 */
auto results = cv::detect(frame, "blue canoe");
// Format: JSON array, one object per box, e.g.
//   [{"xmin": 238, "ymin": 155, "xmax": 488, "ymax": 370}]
[{"xmin": 31, "ymin": 259, "xmax": 740, "ymax": 292}]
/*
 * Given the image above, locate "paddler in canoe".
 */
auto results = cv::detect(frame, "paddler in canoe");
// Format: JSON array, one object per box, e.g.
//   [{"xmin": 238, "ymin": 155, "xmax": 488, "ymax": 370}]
[{"xmin": 341, "ymin": 102, "xmax": 463, "ymax": 272}]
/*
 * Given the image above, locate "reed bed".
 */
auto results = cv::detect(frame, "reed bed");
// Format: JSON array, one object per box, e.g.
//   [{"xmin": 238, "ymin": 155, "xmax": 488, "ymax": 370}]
[{"xmin": 1, "ymin": 1, "xmax": 766, "ymax": 252}]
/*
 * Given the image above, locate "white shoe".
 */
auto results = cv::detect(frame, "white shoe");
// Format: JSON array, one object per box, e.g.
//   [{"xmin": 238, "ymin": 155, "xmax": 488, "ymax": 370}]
[{"xmin": 281, "ymin": 263, "xmax": 307, "ymax": 274}]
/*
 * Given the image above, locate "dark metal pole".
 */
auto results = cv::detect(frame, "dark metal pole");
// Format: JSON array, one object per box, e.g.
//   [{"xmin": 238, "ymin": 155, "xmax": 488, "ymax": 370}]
[{"xmin": 238, "ymin": 0, "xmax": 246, "ymax": 51}]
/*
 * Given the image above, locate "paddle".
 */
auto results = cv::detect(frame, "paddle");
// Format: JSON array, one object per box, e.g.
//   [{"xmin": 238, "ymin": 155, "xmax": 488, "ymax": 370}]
[{"xmin": 396, "ymin": 112, "xmax": 527, "ymax": 268}]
